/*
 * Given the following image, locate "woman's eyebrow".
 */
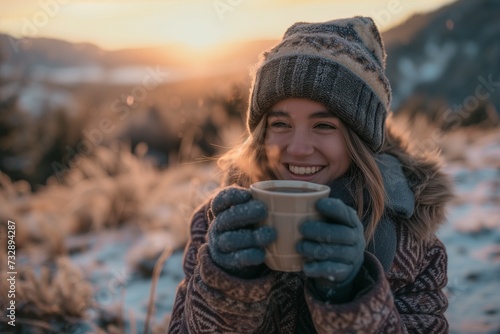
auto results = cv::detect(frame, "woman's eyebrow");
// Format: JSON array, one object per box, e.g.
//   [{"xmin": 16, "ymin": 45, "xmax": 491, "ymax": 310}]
[
  {"xmin": 268, "ymin": 110, "xmax": 335, "ymax": 119},
  {"xmin": 309, "ymin": 111, "xmax": 335, "ymax": 119},
  {"xmin": 268, "ymin": 110, "xmax": 290, "ymax": 117}
]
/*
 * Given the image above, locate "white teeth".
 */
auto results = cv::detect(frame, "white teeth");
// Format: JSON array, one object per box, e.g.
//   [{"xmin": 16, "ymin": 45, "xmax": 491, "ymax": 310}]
[{"xmin": 289, "ymin": 165, "xmax": 322, "ymax": 175}]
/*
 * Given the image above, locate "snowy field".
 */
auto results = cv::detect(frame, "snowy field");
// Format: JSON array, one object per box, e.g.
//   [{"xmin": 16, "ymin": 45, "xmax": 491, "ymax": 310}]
[{"xmin": 440, "ymin": 130, "xmax": 500, "ymax": 333}]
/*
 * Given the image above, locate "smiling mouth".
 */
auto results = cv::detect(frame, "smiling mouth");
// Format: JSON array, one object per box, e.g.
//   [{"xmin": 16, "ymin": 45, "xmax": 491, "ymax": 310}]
[{"xmin": 288, "ymin": 165, "xmax": 323, "ymax": 176}]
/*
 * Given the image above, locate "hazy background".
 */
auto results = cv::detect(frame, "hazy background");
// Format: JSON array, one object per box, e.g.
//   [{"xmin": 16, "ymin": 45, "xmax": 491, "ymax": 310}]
[
  {"xmin": 0, "ymin": 0, "xmax": 499, "ymax": 333},
  {"xmin": 1, "ymin": 0, "xmax": 457, "ymax": 49}
]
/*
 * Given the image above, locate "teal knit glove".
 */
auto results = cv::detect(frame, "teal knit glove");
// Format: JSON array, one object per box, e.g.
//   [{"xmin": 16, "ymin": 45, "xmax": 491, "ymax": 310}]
[
  {"xmin": 208, "ymin": 187, "xmax": 277, "ymax": 277},
  {"xmin": 296, "ymin": 198, "xmax": 365, "ymax": 303}
]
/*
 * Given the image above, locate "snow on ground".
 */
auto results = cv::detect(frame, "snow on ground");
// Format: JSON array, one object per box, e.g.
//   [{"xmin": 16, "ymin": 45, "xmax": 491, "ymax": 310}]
[
  {"xmin": 440, "ymin": 130, "xmax": 500, "ymax": 333},
  {"xmin": 441, "ymin": 166, "xmax": 500, "ymax": 333},
  {"xmin": 66, "ymin": 225, "xmax": 185, "ymax": 331}
]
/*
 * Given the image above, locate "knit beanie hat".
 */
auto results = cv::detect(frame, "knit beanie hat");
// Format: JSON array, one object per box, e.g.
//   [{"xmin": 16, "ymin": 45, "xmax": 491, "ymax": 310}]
[{"xmin": 247, "ymin": 16, "xmax": 391, "ymax": 152}]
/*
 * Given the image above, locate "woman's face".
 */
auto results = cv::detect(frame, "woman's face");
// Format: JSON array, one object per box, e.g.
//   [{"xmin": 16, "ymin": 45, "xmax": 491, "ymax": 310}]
[{"xmin": 264, "ymin": 98, "xmax": 351, "ymax": 185}]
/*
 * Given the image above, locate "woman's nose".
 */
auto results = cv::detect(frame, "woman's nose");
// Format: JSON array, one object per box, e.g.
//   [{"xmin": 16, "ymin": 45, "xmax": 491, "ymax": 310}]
[{"xmin": 286, "ymin": 131, "xmax": 314, "ymax": 157}]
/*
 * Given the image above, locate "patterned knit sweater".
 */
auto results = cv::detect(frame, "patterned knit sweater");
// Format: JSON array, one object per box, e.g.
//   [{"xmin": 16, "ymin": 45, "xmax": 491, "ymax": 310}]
[{"xmin": 168, "ymin": 129, "xmax": 454, "ymax": 333}]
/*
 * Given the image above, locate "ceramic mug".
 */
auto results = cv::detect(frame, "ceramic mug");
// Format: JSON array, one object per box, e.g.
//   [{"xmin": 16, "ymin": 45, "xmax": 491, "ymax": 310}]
[{"xmin": 250, "ymin": 180, "xmax": 330, "ymax": 272}]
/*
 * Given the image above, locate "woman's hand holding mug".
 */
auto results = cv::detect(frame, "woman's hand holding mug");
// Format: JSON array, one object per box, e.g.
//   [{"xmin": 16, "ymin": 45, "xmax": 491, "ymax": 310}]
[
  {"xmin": 208, "ymin": 187, "xmax": 277, "ymax": 278},
  {"xmin": 297, "ymin": 198, "xmax": 365, "ymax": 303}
]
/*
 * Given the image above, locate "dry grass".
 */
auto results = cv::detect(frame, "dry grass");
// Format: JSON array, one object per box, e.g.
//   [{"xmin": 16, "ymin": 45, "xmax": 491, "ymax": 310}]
[
  {"xmin": 0, "ymin": 137, "xmax": 220, "ymax": 331},
  {"xmin": 16, "ymin": 257, "xmax": 94, "ymax": 318},
  {"xmin": 0, "ymin": 141, "xmax": 218, "ymax": 251},
  {"xmin": 0, "ymin": 256, "xmax": 93, "ymax": 330},
  {"xmin": 391, "ymin": 112, "xmax": 500, "ymax": 168},
  {"xmin": 144, "ymin": 246, "xmax": 173, "ymax": 334}
]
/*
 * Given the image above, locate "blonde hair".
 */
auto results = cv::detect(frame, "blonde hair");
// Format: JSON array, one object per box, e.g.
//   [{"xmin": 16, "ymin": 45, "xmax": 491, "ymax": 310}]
[
  {"xmin": 218, "ymin": 116, "xmax": 385, "ymax": 241},
  {"xmin": 341, "ymin": 125, "xmax": 386, "ymax": 241}
]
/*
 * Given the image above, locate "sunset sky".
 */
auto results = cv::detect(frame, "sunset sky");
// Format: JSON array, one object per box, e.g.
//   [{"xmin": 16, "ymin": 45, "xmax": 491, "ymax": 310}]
[{"xmin": 1, "ymin": 0, "xmax": 457, "ymax": 50}]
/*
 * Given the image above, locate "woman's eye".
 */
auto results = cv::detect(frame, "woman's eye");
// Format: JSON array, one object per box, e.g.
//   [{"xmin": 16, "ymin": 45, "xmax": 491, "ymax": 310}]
[
  {"xmin": 270, "ymin": 121, "xmax": 290, "ymax": 128},
  {"xmin": 315, "ymin": 123, "xmax": 336, "ymax": 130}
]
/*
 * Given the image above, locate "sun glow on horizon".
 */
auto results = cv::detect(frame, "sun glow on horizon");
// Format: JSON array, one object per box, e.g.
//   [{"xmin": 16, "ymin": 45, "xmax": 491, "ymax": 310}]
[
  {"xmin": 161, "ymin": 16, "xmax": 225, "ymax": 49},
  {"xmin": 0, "ymin": 0, "xmax": 458, "ymax": 51}
]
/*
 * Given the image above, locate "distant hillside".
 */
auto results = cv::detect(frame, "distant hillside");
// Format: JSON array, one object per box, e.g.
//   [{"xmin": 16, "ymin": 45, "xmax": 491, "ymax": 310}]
[
  {"xmin": 0, "ymin": 35, "xmax": 104, "ymax": 67},
  {"xmin": 0, "ymin": 34, "xmax": 276, "ymax": 70},
  {"xmin": 382, "ymin": 0, "xmax": 500, "ymax": 121},
  {"xmin": 0, "ymin": 35, "xmax": 196, "ymax": 69}
]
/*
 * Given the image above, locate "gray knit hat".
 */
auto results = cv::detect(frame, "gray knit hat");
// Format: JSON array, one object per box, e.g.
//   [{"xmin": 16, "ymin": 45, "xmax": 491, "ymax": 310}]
[{"xmin": 247, "ymin": 16, "xmax": 391, "ymax": 152}]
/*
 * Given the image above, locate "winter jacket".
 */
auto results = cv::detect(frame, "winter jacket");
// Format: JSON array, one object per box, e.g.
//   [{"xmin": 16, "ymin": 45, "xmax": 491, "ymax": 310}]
[{"xmin": 168, "ymin": 127, "xmax": 454, "ymax": 333}]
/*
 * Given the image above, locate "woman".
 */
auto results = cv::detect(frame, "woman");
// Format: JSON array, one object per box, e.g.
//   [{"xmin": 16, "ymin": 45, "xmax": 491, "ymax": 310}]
[{"xmin": 168, "ymin": 16, "xmax": 453, "ymax": 333}]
